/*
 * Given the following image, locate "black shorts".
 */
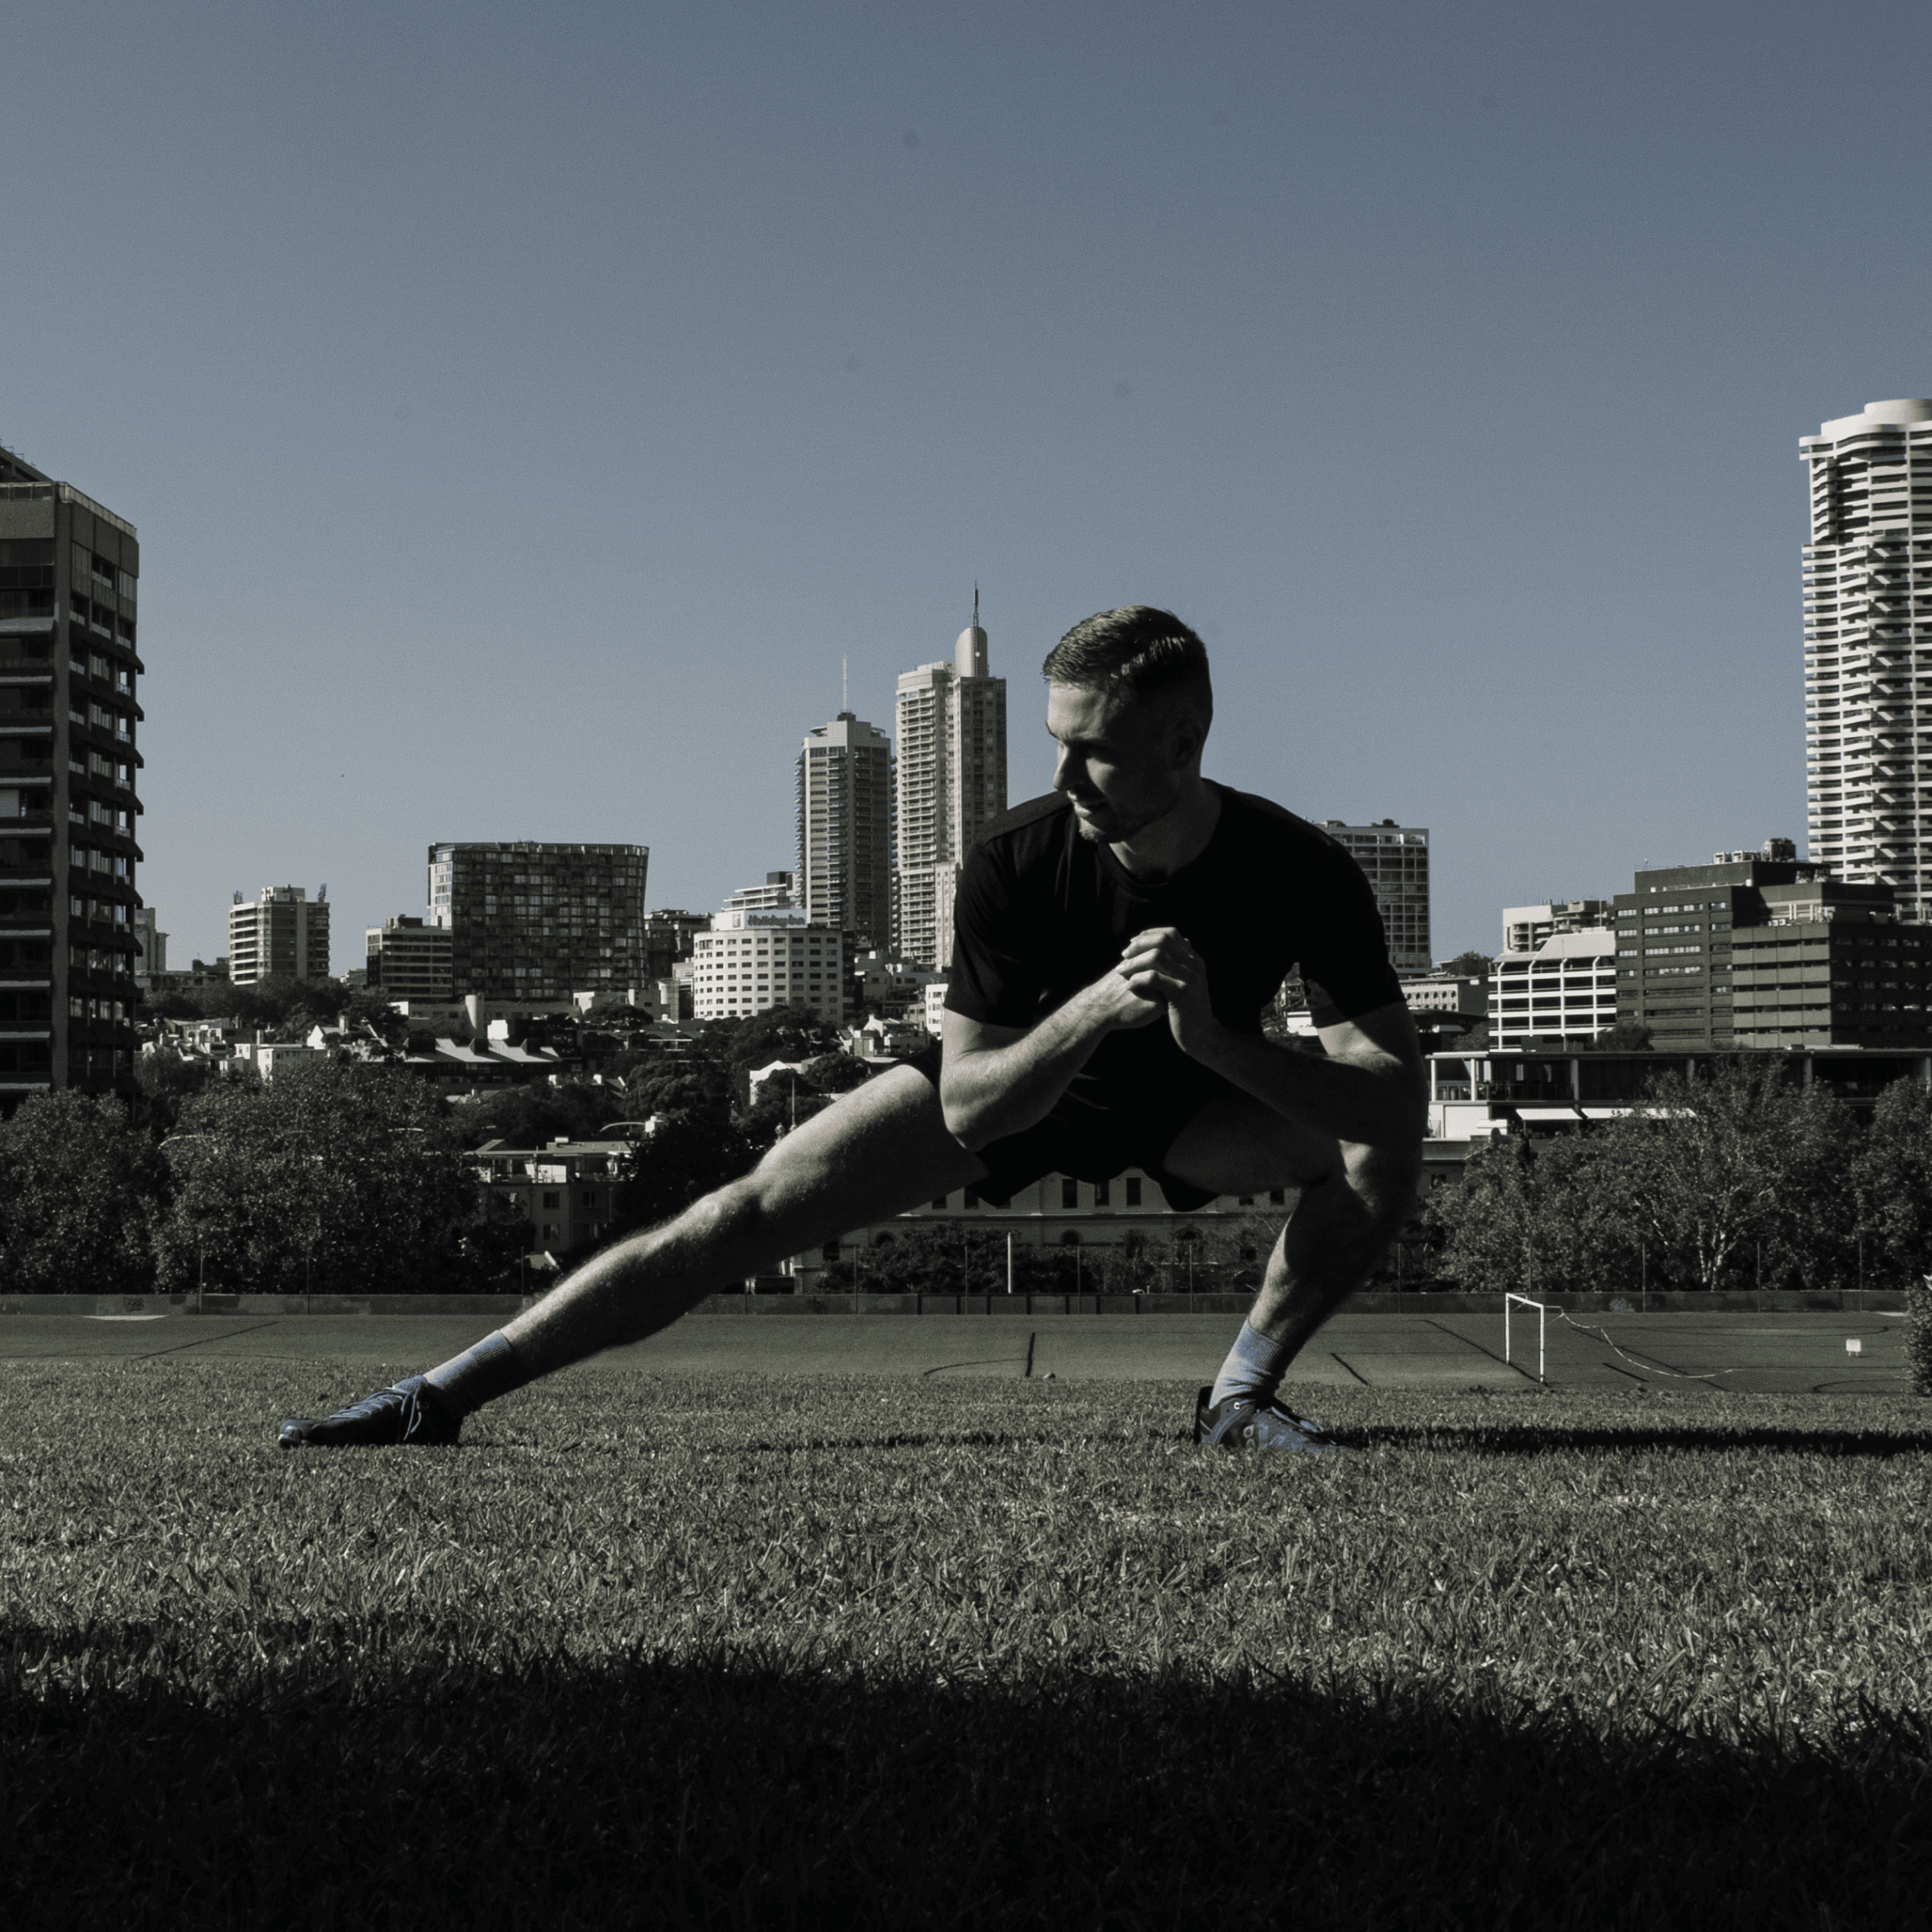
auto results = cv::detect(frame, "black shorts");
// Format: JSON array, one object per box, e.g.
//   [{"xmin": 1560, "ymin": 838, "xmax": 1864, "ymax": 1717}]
[{"xmin": 908, "ymin": 1040, "xmax": 1235, "ymax": 1213}]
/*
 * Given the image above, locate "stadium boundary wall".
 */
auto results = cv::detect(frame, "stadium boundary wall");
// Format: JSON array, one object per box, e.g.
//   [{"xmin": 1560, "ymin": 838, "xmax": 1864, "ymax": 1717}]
[{"xmin": 2, "ymin": 1289, "xmax": 1912, "ymax": 1319}]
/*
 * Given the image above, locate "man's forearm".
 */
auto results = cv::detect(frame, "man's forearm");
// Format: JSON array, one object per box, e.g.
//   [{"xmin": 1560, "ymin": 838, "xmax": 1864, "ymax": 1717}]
[
  {"xmin": 940, "ymin": 989, "xmax": 1116, "ymax": 1149},
  {"xmin": 1189, "ymin": 1026, "xmax": 1424, "ymax": 1150}
]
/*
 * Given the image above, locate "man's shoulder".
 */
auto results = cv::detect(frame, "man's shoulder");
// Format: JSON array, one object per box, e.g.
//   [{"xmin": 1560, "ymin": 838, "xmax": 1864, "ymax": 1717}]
[
  {"xmin": 1213, "ymin": 785, "xmax": 1354, "ymax": 862},
  {"xmin": 968, "ymin": 792, "xmax": 1075, "ymax": 863}
]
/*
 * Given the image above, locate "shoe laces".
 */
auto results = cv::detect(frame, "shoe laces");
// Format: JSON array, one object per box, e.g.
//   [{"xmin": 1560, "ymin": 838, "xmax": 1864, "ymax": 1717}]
[
  {"xmin": 1257, "ymin": 1394, "xmax": 1324, "ymax": 1435},
  {"xmin": 336, "ymin": 1380, "xmax": 418, "ymax": 1422}
]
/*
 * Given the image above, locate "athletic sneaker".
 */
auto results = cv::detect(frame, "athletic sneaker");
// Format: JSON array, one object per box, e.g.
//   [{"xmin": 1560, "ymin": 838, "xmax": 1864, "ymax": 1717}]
[
  {"xmin": 278, "ymin": 1376, "xmax": 461, "ymax": 1449},
  {"xmin": 1193, "ymin": 1385, "xmax": 1341, "ymax": 1454}
]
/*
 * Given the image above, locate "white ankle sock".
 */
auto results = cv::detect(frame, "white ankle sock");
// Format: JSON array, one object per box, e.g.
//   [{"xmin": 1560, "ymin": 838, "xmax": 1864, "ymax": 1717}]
[{"xmin": 1210, "ymin": 1320, "xmax": 1294, "ymax": 1407}]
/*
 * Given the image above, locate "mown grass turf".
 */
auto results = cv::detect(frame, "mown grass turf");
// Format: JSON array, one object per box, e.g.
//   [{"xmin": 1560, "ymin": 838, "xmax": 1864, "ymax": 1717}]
[{"xmin": 6, "ymin": 1364, "xmax": 1930, "ymax": 1929}]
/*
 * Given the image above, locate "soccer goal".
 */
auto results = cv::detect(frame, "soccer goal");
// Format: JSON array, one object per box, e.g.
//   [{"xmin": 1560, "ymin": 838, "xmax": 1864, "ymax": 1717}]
[{"xmin": 1504, "ymin": 1292, "xmax": 1550, "ymax": 1384}]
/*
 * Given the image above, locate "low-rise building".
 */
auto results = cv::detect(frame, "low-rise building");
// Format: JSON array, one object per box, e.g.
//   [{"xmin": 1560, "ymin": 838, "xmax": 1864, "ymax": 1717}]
[
  {"xmin": 1612, "ymin": 849, "xmax": 1932, "ymax": 1049},
  {"xmin": 1426, "ymin": 1045, "xmax": 1932, "ymax": 1141},
  {"xmin": 1402, "ymin": 975, "xmax": 1488, "ymax": 1018},
  {"xmin": 850, "ymin": 949, "xmax": 946, "ymax": 1022},
  {"xmin": 366, "ymin": 915, "xmax": 454, "ymax": 1001},
  {"xmin": 691, "ymin": 906, "xmax": 844, "ymax": 1022},
  {"xmin": 725, "ymin": 873, "xmax": 795, "ymax": 913},
  {"xmin": 473, "ymin": 1137, "xmax": 631, "ymax": 1253},
  {"xmin": 1489, "ymin": 930, "xmax": 1620, "ymax": 1048},
  {"xmin": 1501, "ymin": 899, "xmax": 1609, "ymax": 953}
]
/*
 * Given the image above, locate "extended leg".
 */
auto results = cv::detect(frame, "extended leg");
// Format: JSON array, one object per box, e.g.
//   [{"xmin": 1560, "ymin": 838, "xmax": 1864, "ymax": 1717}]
[
  {"xmin": 497, "ymin": 1068, "xmax": 985, "ymax": 1377},
  {"xmin": 279, "ymin": 1069, "xmax": 987, "ymax": 1446}
]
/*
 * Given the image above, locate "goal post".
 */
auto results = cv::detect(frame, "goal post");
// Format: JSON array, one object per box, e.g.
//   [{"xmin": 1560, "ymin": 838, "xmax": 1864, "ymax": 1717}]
[{"xmin": 1505, "ymin": 1292, "xmax": 1550, "ymax": 1384}]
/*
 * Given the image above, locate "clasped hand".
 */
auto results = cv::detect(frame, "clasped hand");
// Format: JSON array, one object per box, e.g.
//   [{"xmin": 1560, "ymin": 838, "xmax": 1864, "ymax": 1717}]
[{"xmin": 1089, "ymin": 927, "xmax": 1220, "ymax": 1055}]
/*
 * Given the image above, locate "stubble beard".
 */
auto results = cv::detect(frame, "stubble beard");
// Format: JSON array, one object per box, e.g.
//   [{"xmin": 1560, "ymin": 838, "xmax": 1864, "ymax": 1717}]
[{"xmin": 1071, "ymin": 792, "xmax": 1175, "ymax": 846}]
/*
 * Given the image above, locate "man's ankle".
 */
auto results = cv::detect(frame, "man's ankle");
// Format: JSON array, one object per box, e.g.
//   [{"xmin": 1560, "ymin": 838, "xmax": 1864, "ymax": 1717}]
[
  {"xmin": 1210, "ymin": 1319, "xmax": 1297, "ymax": 1407},
  {"xmin": 422, "ymin": 1331, "xmax": 533, "ymax": 1416}
]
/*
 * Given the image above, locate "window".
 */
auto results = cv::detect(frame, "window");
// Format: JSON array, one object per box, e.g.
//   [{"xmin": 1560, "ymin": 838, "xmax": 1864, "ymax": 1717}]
[
  {"xmin": 1060, "ymin": 1178, "xmax": 1079, "ymax": 1208},
  {"xmin": 1125, "ymin": 1177, "xmax": 1142, "ymax": 1206},
  {"xmin": 541, "ymin": 1191, "xmax": 560, "ymax": 1209},
  {"xmin": 1094, "ymin": 1180, "xmax": 1110, "ymax": 1206}
]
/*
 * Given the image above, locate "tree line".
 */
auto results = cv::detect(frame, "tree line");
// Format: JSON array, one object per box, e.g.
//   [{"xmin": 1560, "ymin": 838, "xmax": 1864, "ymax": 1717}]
[
  {"xmin": 1422, "ymin": 1060, "xmax": 1932, "ymax": 1300},
  {"xmin": 0, "ymin": 1006, "xmax": 881, "ymax": 1298},
  {"xmin": 10, "ymin": 1030, "xmax": 1932, "ymax": 1380}
]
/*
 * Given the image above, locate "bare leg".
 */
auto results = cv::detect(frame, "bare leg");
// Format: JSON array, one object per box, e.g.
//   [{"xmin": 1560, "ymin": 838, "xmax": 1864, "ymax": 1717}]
[
  {"xmin": 1163, "ymin": 1097, "xmax": 1418, "ymax": 1371},
  {"xmin": 497, "ymin": 1067, "xmax": 988, "ymax": 1378}
]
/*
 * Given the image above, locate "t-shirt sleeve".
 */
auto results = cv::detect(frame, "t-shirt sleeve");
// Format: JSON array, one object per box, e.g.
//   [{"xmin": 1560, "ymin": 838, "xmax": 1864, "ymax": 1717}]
[
  {"xmin": 1298, "ymin": 838, "xmax": 1406, "ymax": 1027},
  {"xmin": 943, "ymin": 842, "xmax": 1038, "ymax": 1026}
]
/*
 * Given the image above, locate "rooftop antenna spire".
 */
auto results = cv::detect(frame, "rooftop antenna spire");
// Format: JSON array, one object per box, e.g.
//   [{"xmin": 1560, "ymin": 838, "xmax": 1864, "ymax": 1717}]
[
  {"xmin": 973, "ymin": 584, "xmax": 979, "ymax": 626},
  {"xmin": 842, "ymin": 654, "xmax": 848, "ymax": 712}
]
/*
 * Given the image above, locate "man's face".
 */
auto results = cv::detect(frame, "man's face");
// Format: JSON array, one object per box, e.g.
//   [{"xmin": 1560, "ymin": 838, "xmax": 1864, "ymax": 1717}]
[{"xmin": 1046, "ymin": 682, "xmax": 1194, "ymax": 844}]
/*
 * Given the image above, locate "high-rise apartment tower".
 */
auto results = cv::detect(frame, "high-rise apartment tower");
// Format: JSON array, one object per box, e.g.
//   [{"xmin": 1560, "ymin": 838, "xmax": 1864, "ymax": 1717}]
[
  {"xmin": 1802, "ymin": 399, "xmax": 1932, "ymax": 918},
  {"xmin": 0, "ymin": 444, "xmax": 142, "ymax": 1102},
  {"xmin": 1319, "ymin": 821, "xmax": 1430, "ymax": 975},
  {"xmin": 895, "ymin": 601, "xmax": 1007, "ymax": 967},
  {"xmin": 795, "ymin": 714, "xmax": 894, "ymax": 947},
  {"xmin": 428, "ymin": 842, "xmax": 650, "ymax": 1001}
]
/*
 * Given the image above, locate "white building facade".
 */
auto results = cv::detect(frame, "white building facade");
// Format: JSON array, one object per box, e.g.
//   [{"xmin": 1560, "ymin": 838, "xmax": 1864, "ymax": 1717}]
[
  {"xmin": 1802, "ymin": 399, "xmax": 1932, "ymax": 920},
  {"xmin": 691, "ymin": 907, "xmax": 845, "ymax": 1023},
  {"xmin": 1501, "ymin": 899, "xmax": 1609, "ymax": 954},
  {"xmin": 1488, "ymin": 927, "xmax": 1619, "ymax": 1047}
]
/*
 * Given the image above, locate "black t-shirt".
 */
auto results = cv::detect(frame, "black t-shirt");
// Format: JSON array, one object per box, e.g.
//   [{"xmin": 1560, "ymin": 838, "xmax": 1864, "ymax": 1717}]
[{"xmin": 944, "ymin": 784, "xmax": 1402, "ymax": 1113}]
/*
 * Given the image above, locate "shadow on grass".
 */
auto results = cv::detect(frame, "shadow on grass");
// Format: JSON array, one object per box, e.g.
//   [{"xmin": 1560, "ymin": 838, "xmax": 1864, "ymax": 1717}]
[
  {"xmin": 6, "ymin": 1633, "xmax": 1927, "ymax": 1930},
  {"xmin": 1338, "ymin": 1421, "xmax": 1932, "ymax": 1458}
]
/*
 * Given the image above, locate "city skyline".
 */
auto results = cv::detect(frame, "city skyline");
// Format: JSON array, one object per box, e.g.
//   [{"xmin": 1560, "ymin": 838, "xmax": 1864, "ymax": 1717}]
[{"xmin": 9, "ymin": 8, "xmax": 1932, "ymax": 966}]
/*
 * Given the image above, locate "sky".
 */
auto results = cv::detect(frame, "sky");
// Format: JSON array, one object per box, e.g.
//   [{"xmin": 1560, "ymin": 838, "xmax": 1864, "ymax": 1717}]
[{"xmin": 7, "ymin": 0, "xmax": 1932, "ymax": 968}]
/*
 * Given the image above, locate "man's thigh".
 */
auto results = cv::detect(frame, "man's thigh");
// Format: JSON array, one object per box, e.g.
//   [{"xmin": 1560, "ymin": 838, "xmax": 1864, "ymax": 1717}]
[
  {"xmin": 1158, "ymin": 1093, "xmax": 1345, "ymax": 1198},
  {"xmin": 749, "ymin": 1065, "xmax": 992, "ymax": 1237}
]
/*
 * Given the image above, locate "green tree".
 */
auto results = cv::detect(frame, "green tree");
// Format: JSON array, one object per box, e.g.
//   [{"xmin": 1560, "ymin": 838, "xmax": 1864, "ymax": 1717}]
[
  {"xmin": 457, "ymin": 1080, "xmax": 637, "ymax": 1153},
  {"xmin": 1592, "ymin": 1016, "xmax": 1653, "ymax": 1051},
  {"xmin": 1851, "ymin": 1078, "xmax": 1932, "ymax": 1294},
  {"xmin": 1430, "ymin": 1130, "xmax": 1636, "ymax": 1296},
  {"xmin": 1905, "ymin": 1277, "xmax": 1932, "ymax": 1395},
  {"xmin": 611, "ymin": 1108, "xmax": 756, "ymax": 1235},
  {"xmin": 1591, "ymin": 1060, "xmax": 1847, "ymax": 1294},
  {"xmin": 0, "ymin": 1092, "xmax": 167, "ymax": 1294},
  {"xmin": 340, "ymin": 987, "xmax": 409, "ymax": 1046},
  {"xmin": 131, "ymin": 1045, "xmax": 213, "ymax": 1133},
  {"xmin": 740, "ymin": 1072, "xmax": 845, "ymax": 1149},
  {"xmin": 159, "ymin": 1057, "xmax": 479, "ymax": 1296},
  {"xmin": 722, "ymin": 1006, "xmax": 844, "ymax": 1101},
  {"xmin": 821, "ymin": 1222, "xmax": 1003, "ymax": 1295},
  {"xmin": 1438, "ymin": 951, "xmax": 1492, "ymax": 980}
]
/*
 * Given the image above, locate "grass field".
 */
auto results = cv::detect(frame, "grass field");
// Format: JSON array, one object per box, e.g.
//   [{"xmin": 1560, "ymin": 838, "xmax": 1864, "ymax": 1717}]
[{"xmin": 6, "ymin": 1316, "xmax": 1930, "ymax": 1928}]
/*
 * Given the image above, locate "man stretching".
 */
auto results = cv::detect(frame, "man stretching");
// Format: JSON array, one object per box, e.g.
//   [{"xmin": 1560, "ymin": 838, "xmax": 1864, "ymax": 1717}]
[{"xmin": 281, "ymin": 607, "xmax": 1425, "ymax": 1454}]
